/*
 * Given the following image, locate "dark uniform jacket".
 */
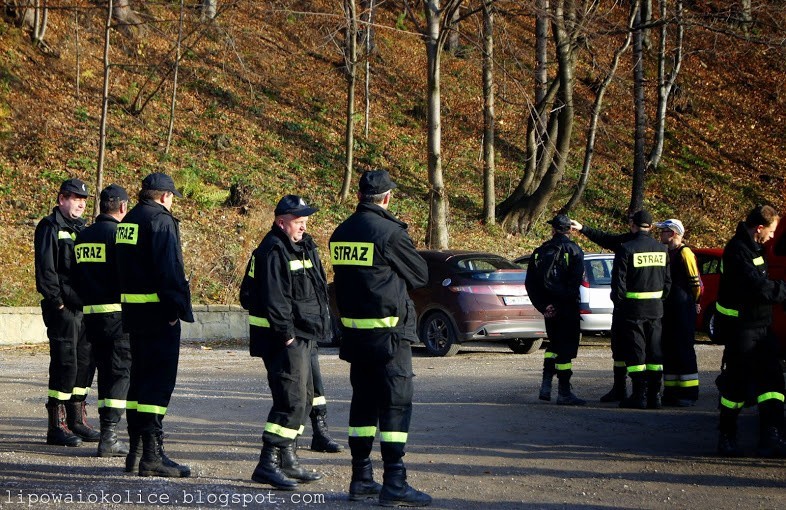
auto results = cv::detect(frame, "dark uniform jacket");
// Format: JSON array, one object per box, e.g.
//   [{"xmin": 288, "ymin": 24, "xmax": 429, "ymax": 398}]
[
  {"xmin": 73, "ymin": 214, "xmax": 122, "ymax": 311},
  {"xmin": 34, "ymin": 207, "xmax": 86, "ymax": 311},
  {"xmin": 329, "ymin": 203, "xmax": 428, "ymax": 360},
  {"xmin": 716, "ymin": 222, "xmax": 786, "ymax": 328},
  {"xmin": 115, "ymin": 199, "xmax": 193, "ymax": 331},
  {"xmin": 239, "ymin": 227, "xmax": 331, "ymax": 357},
  {"xmin": 612, "ymin": 231, "xmax": 671, "ymax": 319},
  {"xmin": 525, "ymin": 233, "xmax": 584, "ymax": 315}
]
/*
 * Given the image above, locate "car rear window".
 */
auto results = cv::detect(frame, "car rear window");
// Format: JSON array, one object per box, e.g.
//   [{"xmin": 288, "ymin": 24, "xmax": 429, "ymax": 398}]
[
  {"xmin": 586, "ymin": 258, "xmax": 613, "ymax": 286},
  {"xmin": 453, "ymin": 257, "xmax": 527, "ymax": 282}
]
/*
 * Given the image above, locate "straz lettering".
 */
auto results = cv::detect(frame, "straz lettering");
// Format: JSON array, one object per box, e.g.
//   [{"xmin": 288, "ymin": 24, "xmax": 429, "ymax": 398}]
[
  {"xmin": 633, "ymin": 252, "xmax": 666, "ymax": 268},
  {"xmin": 330, "ymin": 242, "xmax": 374, "ymax": 267},
  {"xmin": 75, "ymin": 243, "xmax": 106, "ymax": 263},
  {"xmin": 116, "ymin": 223, "xmax": 139, "ymax": 245}
]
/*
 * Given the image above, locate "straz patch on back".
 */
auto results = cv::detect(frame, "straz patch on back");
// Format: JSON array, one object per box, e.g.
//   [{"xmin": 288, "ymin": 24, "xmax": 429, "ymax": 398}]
[
  {"xmin": 75, "ymin": 243, "xmax": 106, "ymax": 263},
  {"xmin": 116, "ymin": 223, "xmax": 139, "ymax": 245},
  {"xmin": 330, "ymin": 242, "xmax": 374, "ymax": 267},
  {"xmin": 633, "ymin": 252, "xmax": 666, "ymax": 267}
]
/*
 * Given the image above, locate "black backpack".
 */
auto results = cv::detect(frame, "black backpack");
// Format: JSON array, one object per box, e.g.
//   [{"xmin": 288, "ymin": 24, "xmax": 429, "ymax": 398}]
[{"xmin": 532, "ymin": 242, "xmax": 566, "ymax": 294}]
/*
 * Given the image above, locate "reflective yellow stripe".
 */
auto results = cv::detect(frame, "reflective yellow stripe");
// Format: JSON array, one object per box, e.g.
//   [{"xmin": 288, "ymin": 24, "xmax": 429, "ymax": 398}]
[
  {"xmin": 74, "ymin": 243, "xmax": 106, "ymax": 263},
  {"xmin": 102, "ymin": 398, "xmax": 127, "ymax": 409},
  {"xmin": 752, "ymin": 256, "xmax": 764, "ymax": 266},
  {"xmin": 298, "ymin": 425, "xmax": 305, "ymax": 435},
  {"xmin": 646, "ymin": 364, "xmax": 663, "ymax": 371},
  {"xmin": 627, "ymin": 365, "xmax": 646, "ymax": 373},
  {"xmin": 137, "ymin": 404, "xmax": 167, "ymax": 415},
  {"xmin": 625, "ymin": 291, "xmax": 663, "ymax": 299},
  {"xmin": 249, "ymin": 315, "xmax": 271, "ymax": 327},
  {"xmin": 121, "ymin": 293, "xmax": 160, "ymax": 303},
  {"xmin": 757, "ymin": 392, "xmax": 785, "ymax": 404},
  {"xmin": 720, "ymin": 397, "xmax": 744, "ymax": 410},
  {"xmin": 341, "ymin": 316, "xmax": 400, "ymax": 329},
  {"xmin": 716, "ymin": 303, "xmax": 739, "ymax": 317},
  {"xmin": 58, "ymin": 230, "xmax": 76, "ymax": 241},
  {"xmin": 248, "ymin": 255, "xmax": 255, "ymax": 278},
  {"xmin": 555, "ymin": 362, "xmax": 572, "ymax": 371},
  {"xmin": 264, "ymin": 422, "xmax": 299, "ymax": 439},
  {"xmin": 126, "ymin": 401, "xmax": 138, "ymax": 410},
  {"xmin": 313, "ymin": 396, "xmax": 327, "ymax": 406},
  {"xmin": 116, "ymin": 223, "xmax": 139, "ymax": 245},
  {"xmin": 677, "ymin": 379, "xmax": 699, "ymax": 387},
  {"xmin": 380, "ymin": 431, "xmax": 408, "ymax": 443},
  {"xmin": 289, "ymin": 259, "xmax": 314, "ymax": 271},
  {"xmin": 633, "ymin": 252, "xmax": 666, "ymax": 267},
  {"xmin": 663, "ymin": 380, "xmax": 678, "ymax": 387},
  {"xmin": 72, "ymin": 386, "xmax": 89, "ymax": 396},
  {"xmin": 330, "ymin": 242, "xmax": 375, "ymax": 267},
  {"xmin": 348, "ymin": 426, "xmax": 377, "ymax": 438},
  {"xmin": 48, "ymin": 389, "xmax": 72, "ymax": 400},
  {"xmin": 613, "ymin": 360, "xmax": 627, "ymax": 368},
  {"xmin": 544, "ymin": 351, "xmax": 557, "ymax": 359},
  {"xmin": 83, "ymin": 303, "xmax": 122, "ymax": 314}
]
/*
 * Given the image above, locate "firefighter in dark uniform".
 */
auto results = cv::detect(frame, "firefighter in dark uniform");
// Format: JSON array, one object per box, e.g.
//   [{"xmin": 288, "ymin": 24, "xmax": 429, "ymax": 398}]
[
  {"xmin": 571, "ymin": 215, "xmax": 640, "ymax": 402},
  {"xmin": 35, "ymin": 177, "xmax": 100, "ymax": 447},
  {"xmin": 330, "ymin": 170, "xmax": 431, "ymax": 507},
  {"xmin": 715, "ymin": 205, "xmax": 786, "ymax": 457},
  {"xmin": 609, "ymin": 210, "xmax": 670, "ymax": 409},
  {"xmin": 73, "ymin": 184, "xmax": 132, "ymax": 457},
  {"xmin": 240, "ymin": 195, "xmax": 327, "ymax": 490},
  {"xmin": 116, "ymin": 173, "xmax": 193, "ymax": 477},
  {"xmin": 526, "ymin": 214, "xmax": 586, "ymax": 406}
]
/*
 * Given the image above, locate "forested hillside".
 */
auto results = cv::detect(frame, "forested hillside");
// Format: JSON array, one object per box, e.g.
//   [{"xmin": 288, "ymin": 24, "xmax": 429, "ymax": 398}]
[{"xmin": 1, "ymin": 1, "xmax": 784, "ymax": 306}]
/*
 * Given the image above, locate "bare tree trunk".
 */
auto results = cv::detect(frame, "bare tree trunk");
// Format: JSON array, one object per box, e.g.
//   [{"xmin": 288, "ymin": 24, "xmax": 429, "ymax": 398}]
[
  {"xmin": 363, "ymin": 0, "xmax": 374, "ymax": 137},
  {"xmin": 481, "ymin": 0, "xmax": 495, "ymax": 225},
  {"xmin": 629, "ymin": 3, "xmax": 646, "ymax": 215},
  {"xmin": 31, "ymin": 0, "xmax": 48, "ymax": 45},
  {"xmin": 202, "ymin": 0, "xmax": 217, "ymax": 21},
  {"xmin": 532, "ymin": 0, "xmax": 550, "ymax": 182},
  {"xmin": 112, "ymin": 0, "xmax": 143, "ymax": 38},
  {"xmin": 642, "ymin": 0, "xmax": 652, "ymax": 49},
  {"xmin": 95, "ymin": 0, "xmax": 113, "ymax": 218},
  {"xmin": 339, "ymin": 0, "xmax": 359, "ymax": 202},
  {"xmin": 165, "ymin": 0, "xmax": 186, "ymax": 155},
  {"xmin": 563, "ymin": 0, "xmax": 638, "ymax": 213},
  {"xmin": 74, "ymin": 9, "xmax": 80, "ymax": 103},
  {"xmin": 740, "ymin": 0, "xmax": 752, "ymax": 35},
  {"xmin": 445, "ymin": 5, "xmax": 461, "ymax": 55}
]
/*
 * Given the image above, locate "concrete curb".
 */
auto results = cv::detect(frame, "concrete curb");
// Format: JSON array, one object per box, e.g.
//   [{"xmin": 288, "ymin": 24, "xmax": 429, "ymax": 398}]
[{"xmin": 0, "ymin": 305, "xmax": 250, "ymax": 345}]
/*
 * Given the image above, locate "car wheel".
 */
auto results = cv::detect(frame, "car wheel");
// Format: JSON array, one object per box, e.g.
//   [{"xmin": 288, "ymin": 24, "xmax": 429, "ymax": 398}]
[
  {"xmin": 420, "ymin": 311, "xmax": 461, "ymax": 357},
  {"xmin": 508, "ymin": 338, "xmax": 543, "ymax": 354},
  {"xmin": 706, "ymin": 304, "xmax": 721, "ymax": 344}
]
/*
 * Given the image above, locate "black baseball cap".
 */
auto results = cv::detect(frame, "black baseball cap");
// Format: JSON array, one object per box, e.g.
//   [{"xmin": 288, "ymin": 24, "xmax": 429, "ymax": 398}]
[
  {"xmin": 141, "ymin": 172, "xmax": 182, "ymax": 197},
  {"xmin": 547, "ymin": 214, "xmax": 571, "ymax": 232},
  {"xmin": 100, "ymin": 183, "xmax": 129, "ymax": 203},
  {"xmin": 359, "ymin": 170, "xmax": 397, "ymax": 195},
  {"xmin": 274, "ymin": 195, "xmax": 318, "ymax": 217},
  {"xmin": 631, "ymin": 209, "xmax": 653, "ymax": 227},
  {"xmin": 59, "ymin": 178, "xmax": 89, "ymax": 197}
]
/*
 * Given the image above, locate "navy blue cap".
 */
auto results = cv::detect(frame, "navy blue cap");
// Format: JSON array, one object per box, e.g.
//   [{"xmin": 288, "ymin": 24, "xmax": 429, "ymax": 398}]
[
  {"xmin": 274, "ymin": 195, "xmax": 318, "ymax": 217},
  {"xmin": 631, "ymin": 209, "xmax": 653, "ymax": 227},
  {"xmin": 100, "ymin": 184, "xmax": 129, "ymax": 203},
  {"xmin": 547, "ymin": 214, "xmax": 571, "ymax": 232},
  {"xmin": 59, "ymin": 178, "xmax": 89, "ymax": 197},
  {"xmin": 142, "ymin": 172, "xmax": 182, "ymax": 197},
  {"xmin": 359, "ymin": 170, "xmax": 397, "ymax": 195}
]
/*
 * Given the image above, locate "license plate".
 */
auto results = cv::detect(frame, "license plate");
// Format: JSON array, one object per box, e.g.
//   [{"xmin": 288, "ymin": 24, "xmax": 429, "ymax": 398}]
[{"xmin": 503, "ymin": 296, "xmax": 531, "ymax": 306}]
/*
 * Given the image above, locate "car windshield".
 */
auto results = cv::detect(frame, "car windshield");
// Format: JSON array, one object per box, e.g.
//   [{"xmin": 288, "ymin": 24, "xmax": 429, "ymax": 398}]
[{"xmin": 453, "ymin": 257, "xmax": 527, "ymax": 282}]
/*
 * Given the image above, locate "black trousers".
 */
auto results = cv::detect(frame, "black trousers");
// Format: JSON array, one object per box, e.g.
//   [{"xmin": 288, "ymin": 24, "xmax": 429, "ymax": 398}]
[
  {"xmin": 42, "ymin": 303, "xmax": 94, "ymax": 403},
  {"xmin": 261, "ymin": 338, "xmax": 314, "ymax": 447},
  {"xmin": 619, "ymin": 317, "xmax": 663, "ymax": 380},
  {"xmin": 126, "ymin": 320, "xmax": 181, "ymax": 435},
  {"xmin": 85, "ymin": 312, "xmax": 131, "ymax": 424},
  {"xmin": 544, "ymin": 304, "xmax": 580, "ymax": 379},
  {"xmin": 662, "ymin": 294, "xmax": 699, "ymax": 401},
  {"xmin": 348, "ymin": 338, "xmax": 414, "ymax": 464},
  {"xmin": 310, "ymin": 344, "xmax": 327, "ymax": 414}
]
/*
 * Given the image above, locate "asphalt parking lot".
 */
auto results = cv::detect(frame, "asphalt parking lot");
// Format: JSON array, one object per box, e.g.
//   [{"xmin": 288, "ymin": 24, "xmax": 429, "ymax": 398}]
[{"xmin": 1, "ymin": 338, "xmax": 785, "ymax": 509}]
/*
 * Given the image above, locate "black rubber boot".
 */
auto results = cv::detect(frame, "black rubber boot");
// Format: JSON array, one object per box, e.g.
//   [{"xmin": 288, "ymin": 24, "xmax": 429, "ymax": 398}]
[
  {"xmin": 619, "ymin": 376, "xmax": 646, "ymax": 409},
  {"xmin": 125, "ymin": 432, "xmax": 142, "ymax": 473},
  {"xmin": 97, "ymin": 420, "xmax": 129, "ymax": 457},
  {"xmin": 138, "ymin": 432, "xmax": 189, "ymax": 477},
  {"xmin": 556, "ymin": 377, "xmax": 586, "ymax": 406},
  {"xmin": 45, "ymin": 402, "xmax": 82, "ymax": 447},
  {"xmin": 311, "ymin": 409, "xmax": 344, "ymax": 453},
  {"xmin": 538, "ymin": 370, "xmax": 554, "ymax": 402},
  {"xmin": 156, "ymin": 430, "xmax": 191, "ymax": 477},
  {"xmin": 349, "ymin": 457, "xmax": 382, "ymax": 501},
  {"xmin": 600, "ymin": 366, "xmax": 628, "ymax": 403},
  {"xmin": 756, "ymin": 427, "xmax": 786, "ymax": 458},
  {"xmin": 66, "ymin": 401, "xmax": 100, "ymax": 442},
  {"xmin": 717, "ymin": 407, "xmax": 743, "ymax": 457},
  {"xmin": 279, "ymin": 443, "xmax": 323, "ymax": 482},
  {"xmin": 251, "ymin": 443, "xmax": 298, "ymax": 490},
  {"xmin": 379, "ymin": 462, "xmax": 432, "ymax": 507},
  {"xmin": 646, "ymin": 372, "xmax": 663, "ymax": 409}
]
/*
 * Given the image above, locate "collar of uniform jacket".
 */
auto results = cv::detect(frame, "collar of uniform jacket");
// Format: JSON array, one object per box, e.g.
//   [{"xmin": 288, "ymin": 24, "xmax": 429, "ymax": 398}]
[
  {"xmin": 271, "ymin": 222, "xmax": 317, "ymax": 252},
  {"xmin": 355, "ymin": 202, "xmax": 408, "ymax": 229},
  {"xmin": 735, "ymin": 221, "xmax": 763, "ymax": 252},
  {"xmin": 52, "ymin": 206, "xmax": 86, "ymax": 231}
]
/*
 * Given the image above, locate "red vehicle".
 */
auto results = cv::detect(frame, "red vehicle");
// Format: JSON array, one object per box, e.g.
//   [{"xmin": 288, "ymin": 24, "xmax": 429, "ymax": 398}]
[
  {"xmin": 693, "ymin": 247, "xmax": 723, "ymax": 336},
  {"xmin": 764, "ymin": 219, "xmax": 786, "ymax": 357}
]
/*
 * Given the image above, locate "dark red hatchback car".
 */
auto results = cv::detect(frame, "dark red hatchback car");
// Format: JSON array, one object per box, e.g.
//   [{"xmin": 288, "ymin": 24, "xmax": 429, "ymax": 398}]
[{"xmin": 410, "ymin": 250, "xmax": 546, "ymax": 357}]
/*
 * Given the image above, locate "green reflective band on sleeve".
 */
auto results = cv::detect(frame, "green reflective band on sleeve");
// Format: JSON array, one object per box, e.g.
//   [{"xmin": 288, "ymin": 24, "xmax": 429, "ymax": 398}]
[
  {"xmin": 720, "ymin": 397, "xmax": 744, "ymax": 410},
  {"xmin": 633, "ymin": 252, "xmax": 666, "ymax": 267},
  {"xmin": 348, "ymin": 426, "xmax": 377, "ymax": 438},
  {"xmin": 544, "ymin": 351, "xmax": 557, "ymax": 359},
  {"xmin": 313, "ymin": 396, "xmax": 327, "ymax": 406},
  {"xmin": 716, "ymin": 303, "xmax": 739, "ymax": 317},
  {"xmin": 248, "ymin": 255, "xmax": 255, "ymax": 278},
  {"xmin": 613, "ymin": 360, "xmax": 627, "ymax": 368},
  {"xmin": 330, "ymin": 242, "xmax": 375, "ymax": 266},
  {"xmin": 121, "ymin": 293, "xmax": 160, "ymax": 303},
  {"xmin": 116, "ymin": 223, "xmax": 139, "ymax": 245},
  {"xmin": 663, "ymin": 380, "xmax": 678, "ymax": 387},
  {"xmin": 126, "ymin": 401, "xmax": 138, "ymax": 410},
  {"xmin": 555, "ymin": 362, "xmax": 572, "ymax": 371},
  {"xmin": 48, "ymin": 389, "xmax": 72, "ymax": 400},
  {"xmin": 646, "ymin": 364, "xmax": 663, "ymax": 372},
  {"xmin": 264, "ymin": 422, "xmax": 300, "ymax": 439},
  {"xmin": 289, "ymin": 259, "xmax": 314, "ymax": 271},
  {"xmin": 137, "ymin": 404, "xmax": 167, "ymax": 415},
  {"xmin": 627, "ymin": 365, "xmax": 646, "ymax": 373},
  {"xmin": 72, "ymin": 386, "xmax": 89, "ymax": 396},
  {"xmin": 102, "ymin": 398, "xmax": 127, "ymax": 409},
  {"xmin": 677, "ymin": 379, "xmax": 699, "ymax": 387},
  {"xmin": 757, "ymin": 392, "xmax": 785, "ymax": 404},
  {"xmin": 249, "ymin": 315, "xmax": 271, "ymax": 327},
  {"xmin": 58, "ymin": 230, "xmax": 76, "ymax": 241},
  {"xmin": 341, "ymin": 316, "xmax": 400, "ymax": 329},
  {"xmin": 625, "ymin": 291, "xmax": 664, "ymax": 299},
  {"xmin": 83, "ymin": 303, "xmax": 122, "ymax": 314},
  {"xmin": 380, "ymin": 431, "xmax": 408, "ymax": 443},
  {"xmin": 298, "ymin": 425, "xmax": 305, "ymax": 435},
  {"xmin": 752, "ymin": 256, "xmax": 764, "ymax": 266},
  {"xmin": 75, "ymin": 243, "xmax": 106, "ymax": 263}
]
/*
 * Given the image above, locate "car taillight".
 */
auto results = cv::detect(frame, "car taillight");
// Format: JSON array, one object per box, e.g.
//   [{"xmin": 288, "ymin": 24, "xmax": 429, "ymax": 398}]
[{"xmin": 581, "ymin": 274, "xmax": 590, "ymax": 288}]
